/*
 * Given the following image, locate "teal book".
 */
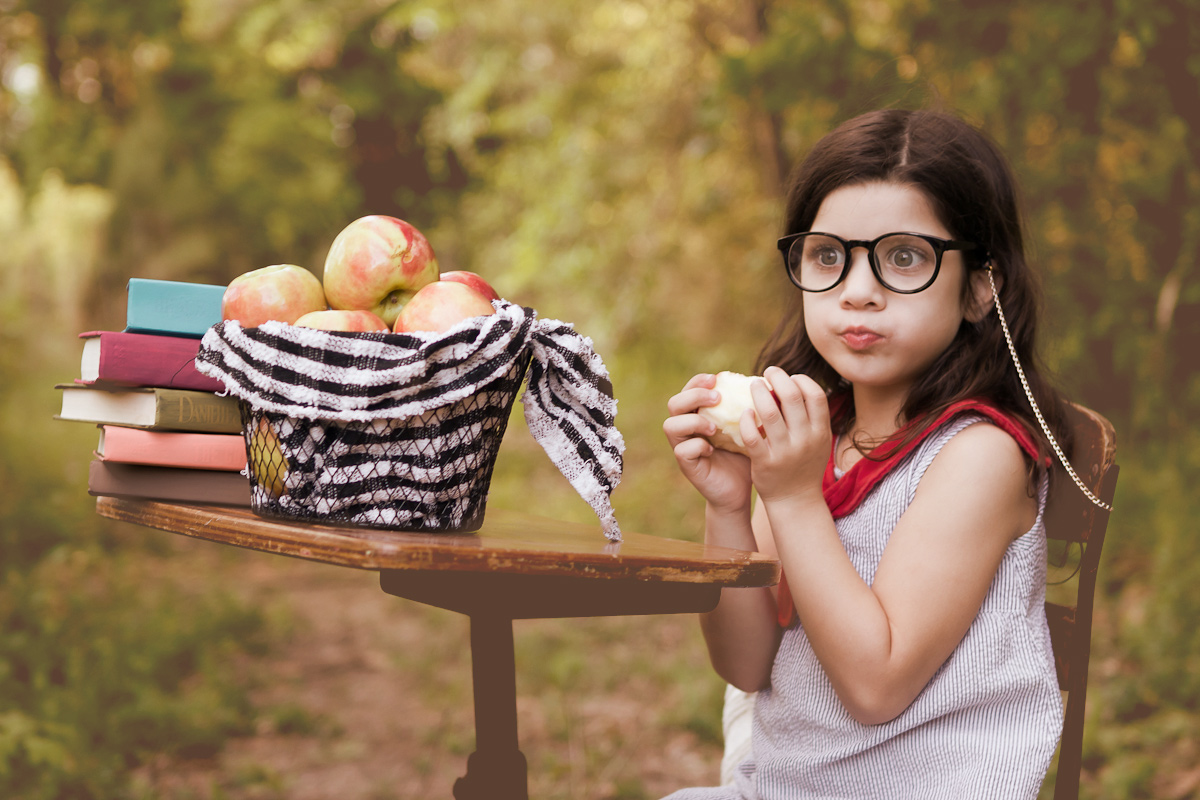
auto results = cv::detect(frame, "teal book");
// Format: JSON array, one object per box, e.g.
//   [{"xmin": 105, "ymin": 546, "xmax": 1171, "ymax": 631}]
[{"xmin": 125, "ymin": 278, "xmax": 226, "ymax": 338}]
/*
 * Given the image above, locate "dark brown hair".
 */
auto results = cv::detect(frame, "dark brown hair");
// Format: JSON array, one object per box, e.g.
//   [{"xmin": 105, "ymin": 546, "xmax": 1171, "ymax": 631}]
[{"xmin": 756, "ymin": 108, "xmax": 1072, "ymax": 467}]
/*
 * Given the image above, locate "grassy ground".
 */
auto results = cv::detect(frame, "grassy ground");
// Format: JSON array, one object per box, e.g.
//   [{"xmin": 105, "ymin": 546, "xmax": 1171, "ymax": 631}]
[{"xmin": 118, "ymin": 532, "xmax": 727, "ymax": 800}]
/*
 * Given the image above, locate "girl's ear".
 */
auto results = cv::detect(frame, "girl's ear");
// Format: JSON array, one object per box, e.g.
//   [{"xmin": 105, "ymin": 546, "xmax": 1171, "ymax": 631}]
[{"xmin": 965, "ymin": 264, "xmax": 998, "ymax": 323}]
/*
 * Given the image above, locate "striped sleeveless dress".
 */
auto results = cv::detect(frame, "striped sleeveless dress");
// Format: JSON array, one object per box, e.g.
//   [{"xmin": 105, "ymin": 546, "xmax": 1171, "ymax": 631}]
[{"xmin": 663, "ymin": 415, "xmax": 1063, "ymax": 800}]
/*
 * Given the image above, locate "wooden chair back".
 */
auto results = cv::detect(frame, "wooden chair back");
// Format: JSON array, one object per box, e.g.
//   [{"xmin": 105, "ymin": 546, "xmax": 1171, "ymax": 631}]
[{"xmin": 1042, "ymin": 403, "xmax": 1119, "ymax": 800}]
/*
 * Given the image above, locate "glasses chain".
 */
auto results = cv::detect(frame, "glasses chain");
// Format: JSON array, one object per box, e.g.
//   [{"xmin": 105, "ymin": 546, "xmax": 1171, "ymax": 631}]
[{"xmin": 987, "ymin": 268, "xmax": 1112, "ymax": 511}]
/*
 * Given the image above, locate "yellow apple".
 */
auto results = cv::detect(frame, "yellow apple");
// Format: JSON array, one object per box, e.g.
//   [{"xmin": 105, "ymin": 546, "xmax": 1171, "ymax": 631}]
[
  {"xmin": 249, "ymin": 417, "xmax": 288, "ymax": 498},
  {"xmin": 697, "ymin": 371, "xmax": 774, "ymax": 456}
]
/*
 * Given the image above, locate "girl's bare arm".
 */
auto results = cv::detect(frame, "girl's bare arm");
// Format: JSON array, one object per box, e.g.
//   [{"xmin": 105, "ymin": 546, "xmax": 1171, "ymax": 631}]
[
  {"xmin": 697, "ymin": 501, "xmax": 782, "ymax": 691},
  {"xmin": 664, "ymin": 374, "xmax": 780, "ymax": 689}
]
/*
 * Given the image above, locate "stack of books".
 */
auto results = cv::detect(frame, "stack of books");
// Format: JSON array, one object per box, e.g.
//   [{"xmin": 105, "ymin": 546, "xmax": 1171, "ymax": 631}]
[{"xmin": 55, "ymin": 278, "xmax": 252, "ymax": 507}]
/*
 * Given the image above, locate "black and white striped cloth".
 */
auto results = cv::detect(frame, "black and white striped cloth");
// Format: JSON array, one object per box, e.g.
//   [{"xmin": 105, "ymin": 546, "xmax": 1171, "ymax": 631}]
[{"xmin": 195, "ymin": 301, "xmax": 624, "ymax": 540}]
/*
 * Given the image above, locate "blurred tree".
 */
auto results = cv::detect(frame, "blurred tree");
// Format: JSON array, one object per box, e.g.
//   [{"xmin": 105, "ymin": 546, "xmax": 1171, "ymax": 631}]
[
  {"xmin": 1, "ymin": 0, "xmax": 469, "ymax": 329},
  {"xmin": 408, "ymin": 0, "xmax": 787, "ymax": 356}
]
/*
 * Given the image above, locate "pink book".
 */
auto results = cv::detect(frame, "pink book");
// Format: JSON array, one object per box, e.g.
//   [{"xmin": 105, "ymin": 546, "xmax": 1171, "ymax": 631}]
[{"xmin": 96, "ymin": 425, "xmax": 248, "ymax": 471}]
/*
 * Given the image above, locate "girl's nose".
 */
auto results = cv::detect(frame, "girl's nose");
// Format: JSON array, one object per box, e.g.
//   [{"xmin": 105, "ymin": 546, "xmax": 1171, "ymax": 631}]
[{"xmin": 838, "ymin": 251, "xmax": 884, "ymax": 307}]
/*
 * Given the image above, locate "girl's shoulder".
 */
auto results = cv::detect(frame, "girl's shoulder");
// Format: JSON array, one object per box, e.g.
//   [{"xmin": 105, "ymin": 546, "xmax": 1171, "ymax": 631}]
[
  {"xmin": 909, "ymin": 414, "xmax": 1039, "ymax": 533},
  {"xmin": 911, "ymin": 413, "xmax": 1029, "ymax": 477}
]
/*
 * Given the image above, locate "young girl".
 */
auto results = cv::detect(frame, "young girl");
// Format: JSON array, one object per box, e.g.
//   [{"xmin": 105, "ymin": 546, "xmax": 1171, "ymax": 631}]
[{"xmin": 661, "ymin": 108, "xmax": 1075, "ymax": 799}]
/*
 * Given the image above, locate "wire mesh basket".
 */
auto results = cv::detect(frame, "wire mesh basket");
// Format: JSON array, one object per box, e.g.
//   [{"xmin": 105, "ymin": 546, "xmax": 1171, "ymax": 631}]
[
  {"xmin": 196, "ymin": 303, "xmax": 623, "ymax": 540},
  {"xmin": 238, "ymin": 350, "xmax": 530, "ymax": 533}
]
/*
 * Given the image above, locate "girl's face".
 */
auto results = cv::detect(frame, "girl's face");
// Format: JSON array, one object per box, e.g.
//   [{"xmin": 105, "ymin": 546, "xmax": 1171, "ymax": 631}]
[{"xmin": 802, "ymin": 180, "xmax": 985, "ymax": 405}]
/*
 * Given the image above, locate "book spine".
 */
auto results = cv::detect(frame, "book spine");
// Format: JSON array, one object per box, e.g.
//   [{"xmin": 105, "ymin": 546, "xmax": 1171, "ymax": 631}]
[
  {"xmin": 125, "ymin": 279, "xmax": 226, "ymax": 338},
  {"xmin": 90, "ymin": 332, "xmax": 224, "ymax": 392},
  {"xmin": 99, "ymin": 426, "xmax": 248, "ymax": 471},
  {"xmin": 153, "ymin": 389, "xmax": 243, "ymax": 433}
]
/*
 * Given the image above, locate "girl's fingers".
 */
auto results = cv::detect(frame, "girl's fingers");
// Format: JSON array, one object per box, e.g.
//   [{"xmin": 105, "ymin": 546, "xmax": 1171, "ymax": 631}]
[
  {"xmin": 673, "ymin": 435, "xmax": 714, "ymax": 465},
  {"xmin": 739, "ymin": 371, "xmax": 782, "ymax": 451},
  {"xmin": 763, "ymin": 365, "xmax": 807, "ymax": 428},
  {"xmin": 666, "ymin": 374, "xmax": 720, "ymax": 417},
  {"xmin": 750, "ymin": 374, "xmax": 784, "ymax": 431},
  {"xmin": 737, "ymin": 407, "xmax": 763, "ymax": 452},
  {"xmin": 663, "ymin": 412, "xmax": 715, "ymax": 447},
  {"xmin": 794, "ymin": 374, "xmax": 829, "ymax": 433},
  {"xmin": 745, "ymin": 367, "xmax": 831, "ymax": 455}
]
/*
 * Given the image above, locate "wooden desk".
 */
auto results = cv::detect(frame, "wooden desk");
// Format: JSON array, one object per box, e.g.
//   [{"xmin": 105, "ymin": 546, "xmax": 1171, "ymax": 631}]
[{"xmin": 96, "ymin": 497, "xmax": 778, "ymax": 800}]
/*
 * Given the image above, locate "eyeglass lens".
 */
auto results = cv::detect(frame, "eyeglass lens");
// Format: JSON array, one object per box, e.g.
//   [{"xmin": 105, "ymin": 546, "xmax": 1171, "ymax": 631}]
[{"xmin": 788, "ymin": 233, "xmax": 942, "ymax": 292}]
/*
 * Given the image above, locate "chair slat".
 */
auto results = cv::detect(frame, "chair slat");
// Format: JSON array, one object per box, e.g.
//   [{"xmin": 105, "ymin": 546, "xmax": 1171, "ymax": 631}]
[
  {"xmin": 1044, "ymin": 601, "xmax": 1075, "ymax": 689},
  {"xmin": 1043, "ymin": 403, "xmax": 1118, "ymax": 800}
]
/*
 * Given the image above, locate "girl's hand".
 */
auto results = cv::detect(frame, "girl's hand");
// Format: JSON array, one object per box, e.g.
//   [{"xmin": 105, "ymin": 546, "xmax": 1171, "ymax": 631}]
[
  {"xmin": 741, "ymin": 366, "xmax": 831, "ymax": 505},
  {"xmin": 663, "ymin": 373, "xmax": 753, "ymax": 515}
]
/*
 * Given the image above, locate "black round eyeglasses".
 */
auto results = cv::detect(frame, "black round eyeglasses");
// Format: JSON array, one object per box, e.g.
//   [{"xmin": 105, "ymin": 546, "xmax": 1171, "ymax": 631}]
[{"xmin": 777, "ymin": 231, "xmax": 983, "ymax": 294}]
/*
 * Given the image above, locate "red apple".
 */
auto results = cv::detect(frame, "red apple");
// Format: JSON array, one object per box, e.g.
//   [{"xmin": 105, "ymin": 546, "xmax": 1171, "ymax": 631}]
[
  {"xmin": 322, "ymin": 215, "xmax": 440, "ymax": 328},
  {"xmin": 393, "ymin": 281, "xmax": 496, "ymax": 334},
  {"xmin": 222, "ymin": 264, "xmax": 327, "ymax": 327},
  {"xmin": 440, "ymin": 270, "xmax": 500, "ymax": 302},
  {"xmin": 293, "ymin": 309, "xmax": 390, "ymax": 332}
]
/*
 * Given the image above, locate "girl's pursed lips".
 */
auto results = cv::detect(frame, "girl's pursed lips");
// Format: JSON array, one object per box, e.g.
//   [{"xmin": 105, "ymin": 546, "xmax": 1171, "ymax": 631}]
[{"xmin": 838, "ymin": 326, "xmax": 885, "ymax": 350}]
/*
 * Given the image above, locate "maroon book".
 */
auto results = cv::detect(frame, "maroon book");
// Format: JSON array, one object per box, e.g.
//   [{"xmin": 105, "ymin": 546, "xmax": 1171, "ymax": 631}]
[{"xmin": 76, "ymin": 330, "xmax": 224, "ymax": 393}]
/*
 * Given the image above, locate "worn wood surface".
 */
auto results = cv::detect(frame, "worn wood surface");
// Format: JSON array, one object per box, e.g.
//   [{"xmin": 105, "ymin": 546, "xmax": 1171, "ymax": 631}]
[{"xmin": 94, "ymin": 496, "xmax": 779, "ymax": 588}]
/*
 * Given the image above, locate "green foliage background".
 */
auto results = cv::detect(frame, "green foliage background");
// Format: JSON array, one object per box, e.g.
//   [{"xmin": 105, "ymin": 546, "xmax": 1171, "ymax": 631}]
[{"xmin": 2, "ymin": 0, "xmax": 1198, "ymax": 796}]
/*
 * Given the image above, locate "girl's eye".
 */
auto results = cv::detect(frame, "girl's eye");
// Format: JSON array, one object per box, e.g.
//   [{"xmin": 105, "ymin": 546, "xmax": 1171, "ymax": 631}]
[
  {"xmin": 882, "ymin": 244, "xmax": 929, "ymax": 270},
  {"xmin": 806, "ymin": 245, "xmax": 844, "ymax": 269}
]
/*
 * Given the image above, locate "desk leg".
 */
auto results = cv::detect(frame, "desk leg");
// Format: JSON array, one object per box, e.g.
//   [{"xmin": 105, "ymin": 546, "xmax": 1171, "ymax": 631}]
[{"xmin": 453, "ymin": 614, "xmax": 528, "ymax": 800}]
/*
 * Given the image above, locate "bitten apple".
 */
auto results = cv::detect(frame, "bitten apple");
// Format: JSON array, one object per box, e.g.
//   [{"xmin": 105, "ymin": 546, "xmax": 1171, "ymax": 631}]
[
  {"xmin": 393, "ymin": 281, "xmax": 496, "ymax": 333},
  {"xmin": 222, "ymin": 264, "xmax": 327, "ymax": 327},
  {"xmin": 697, "ymin": 371, "xmax": 775, "ymax": 456},
  {"xmin": 293, "ymin": 309, "xmax": 390, "ymax": 332},
  {"xmin": 322, "ymin": 215, "xmax": 439, "ymax": 327},
  {"xmin": 440, "ymin": 270, "xmax": 500, "ymax": 302}
]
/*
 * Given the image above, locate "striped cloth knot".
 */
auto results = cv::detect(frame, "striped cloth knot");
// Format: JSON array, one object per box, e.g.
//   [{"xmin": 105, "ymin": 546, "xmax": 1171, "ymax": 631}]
[{"xmin": 194, "ymin": 301, "xmax": 624, "ymax": 540}]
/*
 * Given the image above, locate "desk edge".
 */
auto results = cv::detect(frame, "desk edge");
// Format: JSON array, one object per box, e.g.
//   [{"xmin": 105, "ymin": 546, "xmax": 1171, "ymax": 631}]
[{"xmin": 95, "ymin": 497, "xmax": 780, "ymax": 588}]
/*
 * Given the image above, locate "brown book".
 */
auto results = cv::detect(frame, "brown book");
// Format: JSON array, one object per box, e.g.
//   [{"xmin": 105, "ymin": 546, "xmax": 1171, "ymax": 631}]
[
  {"xmin": 87, "ymin": 459, "xmax": 251, "ymax": 506},
  {"xmin": 56, "ymin": 383, "xmax": 242, "ymax": 433}
]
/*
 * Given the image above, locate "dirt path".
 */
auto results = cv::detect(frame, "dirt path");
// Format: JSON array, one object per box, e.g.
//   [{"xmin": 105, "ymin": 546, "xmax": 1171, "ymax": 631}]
[{"xmin": 136, "ymin": 534, "xmax": 725, "ymax": 799}]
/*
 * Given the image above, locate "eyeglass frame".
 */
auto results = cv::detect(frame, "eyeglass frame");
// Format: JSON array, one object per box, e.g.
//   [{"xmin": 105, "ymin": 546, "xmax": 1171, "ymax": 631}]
[{"xmin": 777, "ymin": 231, "xmax": 986, "ymax": 294}]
